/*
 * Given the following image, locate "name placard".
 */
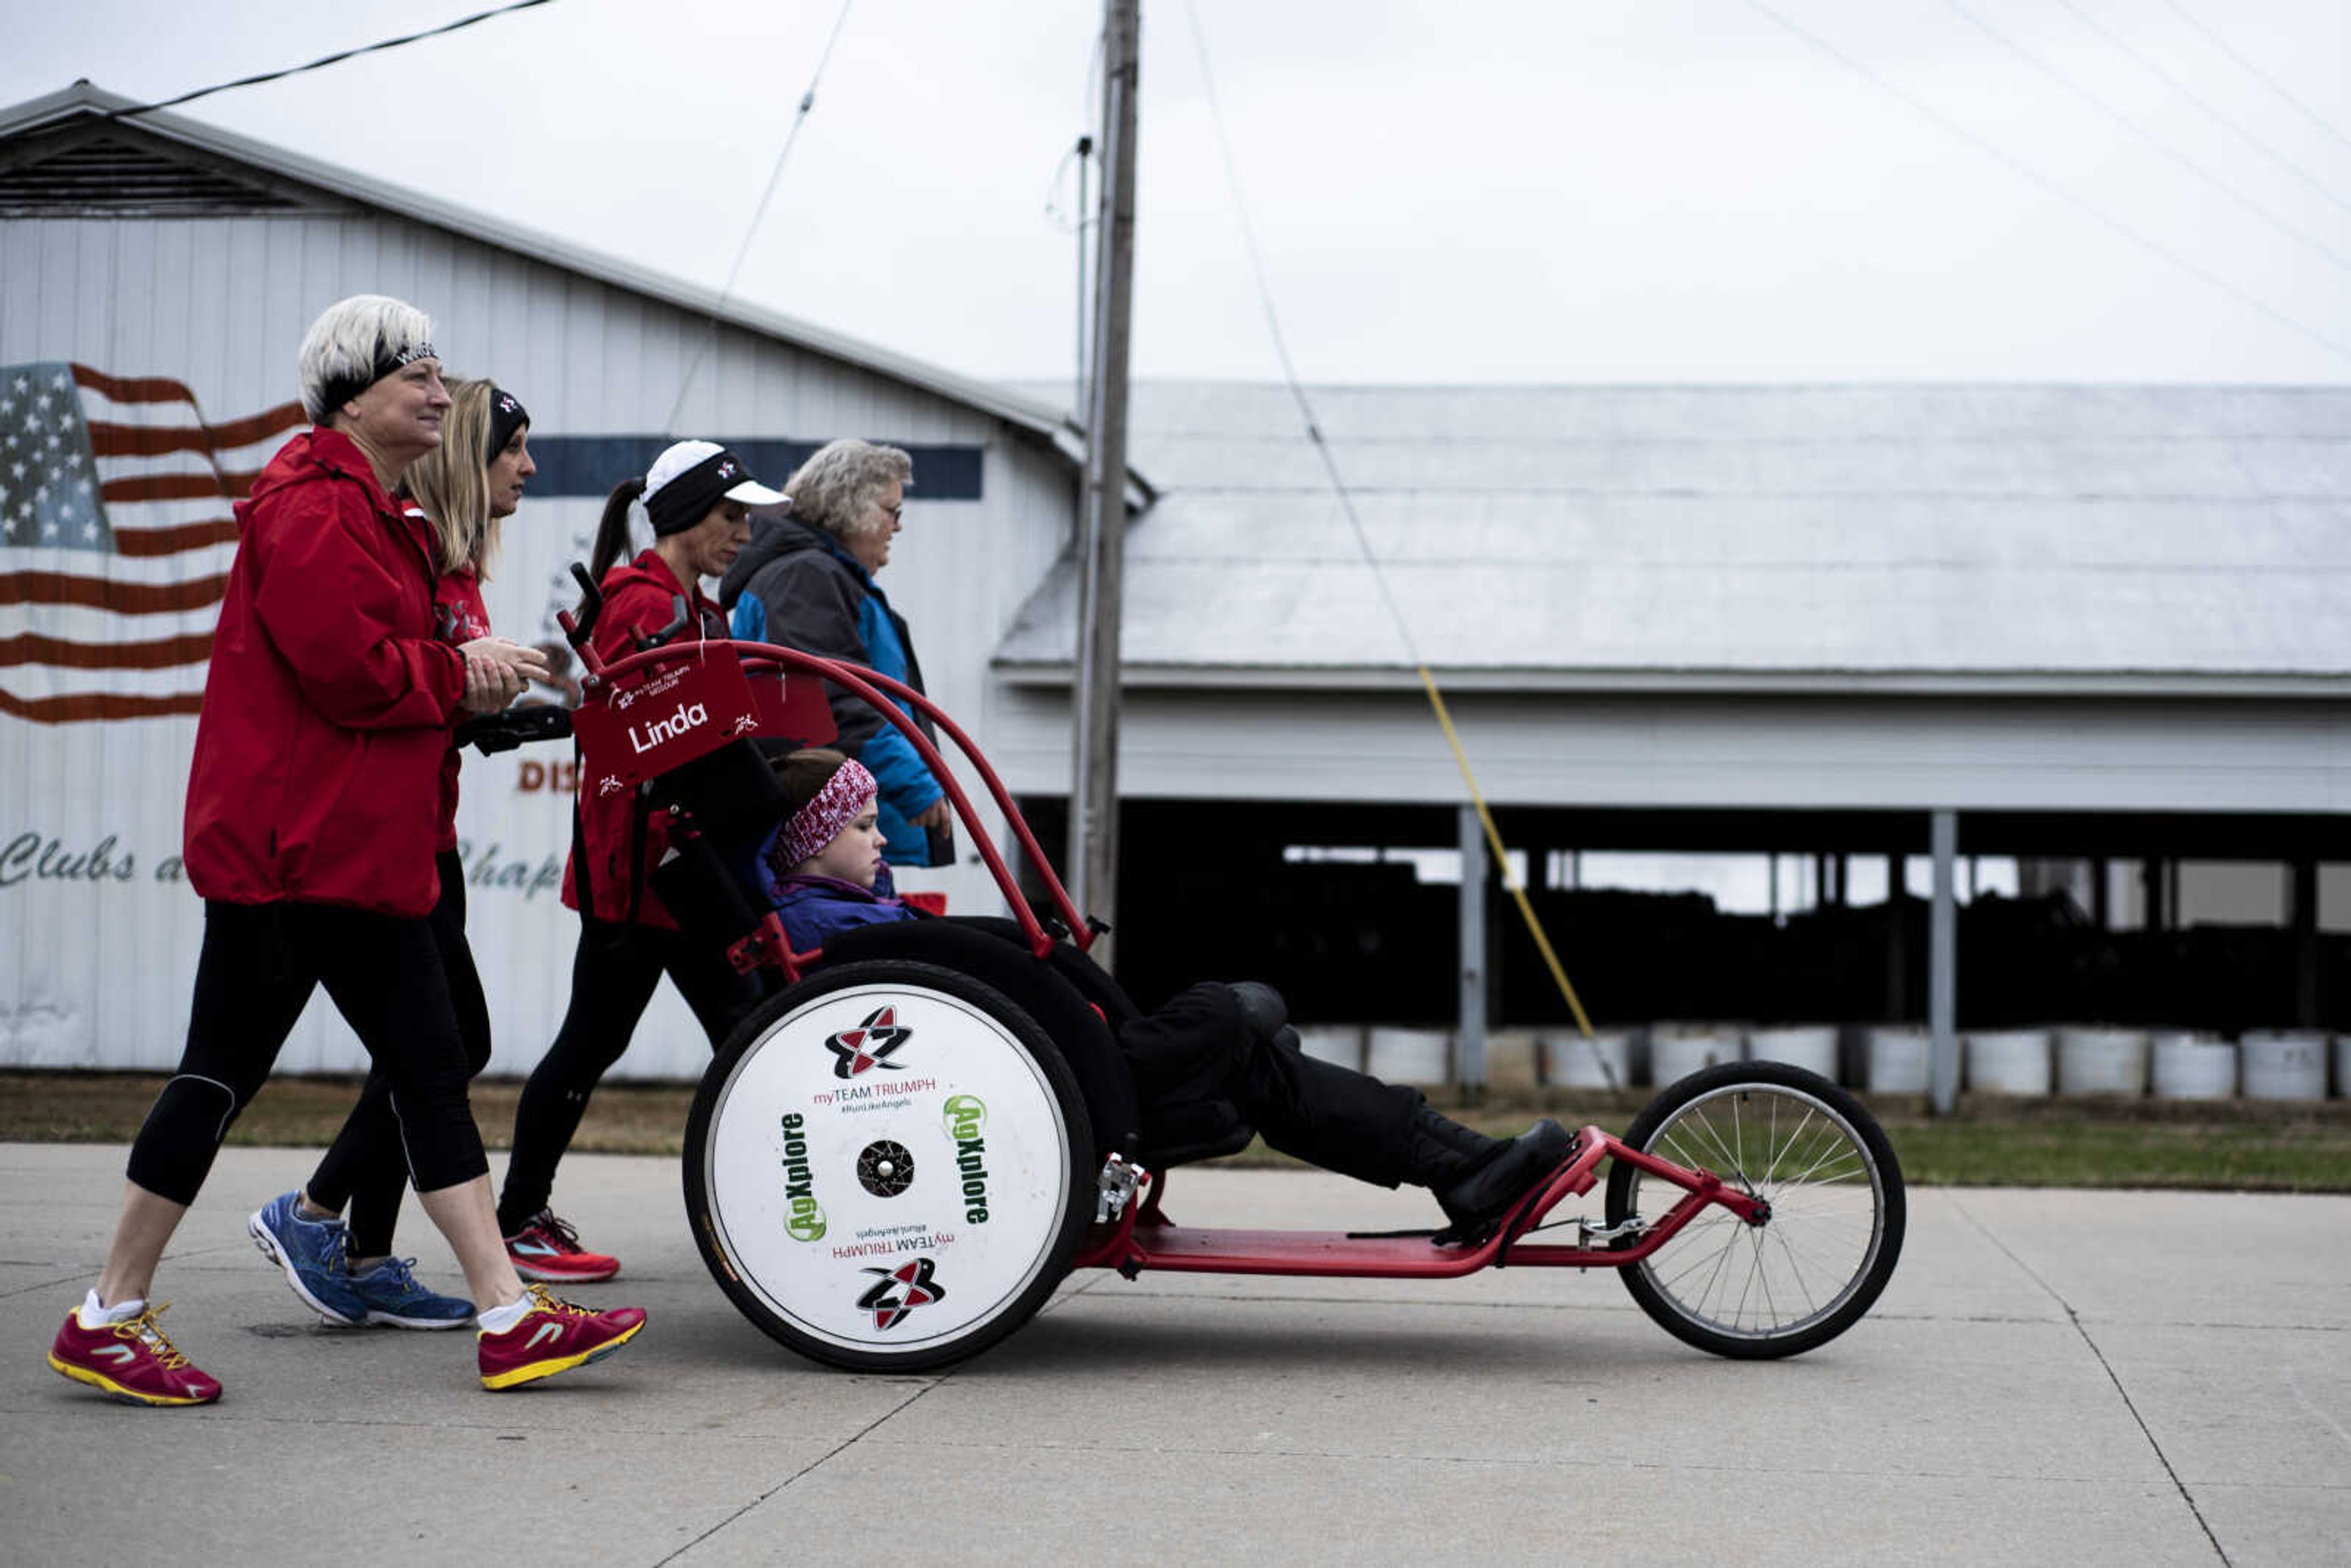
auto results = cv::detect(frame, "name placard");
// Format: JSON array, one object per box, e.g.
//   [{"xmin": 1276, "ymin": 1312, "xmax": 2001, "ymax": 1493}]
[{"xmin": 572, "ymin": 652, "xmax": 760, "ymax": 797}]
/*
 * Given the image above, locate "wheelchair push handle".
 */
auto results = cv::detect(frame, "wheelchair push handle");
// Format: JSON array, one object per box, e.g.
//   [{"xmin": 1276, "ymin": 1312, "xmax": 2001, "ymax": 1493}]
[
  {"xmin": 452, "ymin": 703, "xmax": 573, "ymax": 756},
  {"xmin": 632, "ymin": 595, "xmax": 694, "ymax": 653},
  {"xmin": 557, "ymin": 561, "xmax": 603, "ymax": 651}
]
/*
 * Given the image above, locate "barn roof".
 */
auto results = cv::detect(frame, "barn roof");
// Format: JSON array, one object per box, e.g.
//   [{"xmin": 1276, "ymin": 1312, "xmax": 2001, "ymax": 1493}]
[{"xmin": 996, "ymin": 380, "xmax": 2351, "ymax": 695}]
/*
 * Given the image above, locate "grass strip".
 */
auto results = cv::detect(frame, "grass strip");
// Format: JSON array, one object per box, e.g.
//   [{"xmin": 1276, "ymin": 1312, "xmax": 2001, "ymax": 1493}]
[{"xmin": 6, "ymin": 1071, "xmax": 2348, "ymax": 1191}]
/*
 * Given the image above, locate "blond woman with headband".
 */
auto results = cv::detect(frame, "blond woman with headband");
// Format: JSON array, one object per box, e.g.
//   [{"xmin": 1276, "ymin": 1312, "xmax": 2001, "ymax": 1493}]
[{"xmin": 243, "ymin": 379, "xmax": 544, "ymax": 1334}]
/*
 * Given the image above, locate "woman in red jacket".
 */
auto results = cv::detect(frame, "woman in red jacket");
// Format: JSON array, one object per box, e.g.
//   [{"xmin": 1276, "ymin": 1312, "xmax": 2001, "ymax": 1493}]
[
  {"xmin": 45, "ymin": 298, "xmax": 644, "ymax": 1405},
  {"xmin": 493, "ymin": 440, "xmax": 786, "ymax": 1281},
  {"xmin": 243, "ymin": 378, "xmax": 538, "ymax": 1331}
]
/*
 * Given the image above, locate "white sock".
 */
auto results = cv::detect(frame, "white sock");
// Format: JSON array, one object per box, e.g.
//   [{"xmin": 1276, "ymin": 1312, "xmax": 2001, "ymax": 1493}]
[
  {"xmin": 79, "ymin": 1288, "xmax": 143, "ymax": 1328},
  {"xmin": 478, "ymin": 1292, "xmax": 536, "ymax": 1334}
]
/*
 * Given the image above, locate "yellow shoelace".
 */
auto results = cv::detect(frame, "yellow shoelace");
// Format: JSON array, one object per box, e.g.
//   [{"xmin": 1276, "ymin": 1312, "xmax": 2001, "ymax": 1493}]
[
  {"xmin": 522, "ymin": 1283, "xmax": 591, "ymax": 1318},
  {"xmin": 116, "ymin": 1301, "xmax": 192, "ymax": 1371}
]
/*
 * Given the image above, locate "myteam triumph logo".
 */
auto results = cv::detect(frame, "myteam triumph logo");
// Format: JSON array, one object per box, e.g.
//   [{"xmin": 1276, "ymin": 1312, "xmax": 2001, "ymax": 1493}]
[
  {"xmin": 827, "ymin": 1005, "xmax": 911, "ymax": 1079},
  {"xmin": 858, "ymin": 1257, "xmax": 947, "ymax": 1330},
  {"xmin": 779, "ymin": 1111, "xmax": 826, "ymax": 1242},
  {"xmin": 942, "ymin": 1093, "xmax": 991, "ymax": 1225}
]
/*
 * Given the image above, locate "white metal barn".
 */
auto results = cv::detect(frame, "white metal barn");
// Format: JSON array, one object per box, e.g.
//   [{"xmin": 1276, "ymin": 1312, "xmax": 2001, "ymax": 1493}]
[
  {"xmin": 0, "ymin": 82, "xmax": 1098, "ymax": 1079},
  {"xmin": 992, "ymin": 381, "xmax": 2351, "ymax": 1066}
]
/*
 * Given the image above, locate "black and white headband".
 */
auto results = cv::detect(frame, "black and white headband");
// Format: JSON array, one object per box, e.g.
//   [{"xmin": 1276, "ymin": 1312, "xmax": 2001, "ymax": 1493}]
[
  {"xmin": 319, "ymin": 337, "xmax": 437, "ymax": 418},
  {"xmin": 486, "ymin": 386, "xmax": 530, "ymax": 458}
]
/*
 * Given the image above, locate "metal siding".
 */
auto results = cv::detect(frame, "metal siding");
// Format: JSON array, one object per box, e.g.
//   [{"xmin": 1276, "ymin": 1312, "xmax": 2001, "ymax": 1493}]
[
  {"xmin": 2, "ymin": 207, "xmax": 1079, "ymax": 1075},
  {"xmin": 988, "ymin": 687, "xmax": 2351, "ymax": 816}
]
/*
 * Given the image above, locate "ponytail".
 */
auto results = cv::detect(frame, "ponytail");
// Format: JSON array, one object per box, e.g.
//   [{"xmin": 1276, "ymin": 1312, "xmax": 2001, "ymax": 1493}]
[{"xmin": 590, "ymin": 477, "xmax": 646, "ymax": 582}]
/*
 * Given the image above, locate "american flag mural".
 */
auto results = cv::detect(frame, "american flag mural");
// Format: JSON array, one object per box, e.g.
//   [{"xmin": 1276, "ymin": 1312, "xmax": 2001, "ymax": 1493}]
[{"xmin": 0, "ymin": 361, "xmax": 303, "ymax": 723}]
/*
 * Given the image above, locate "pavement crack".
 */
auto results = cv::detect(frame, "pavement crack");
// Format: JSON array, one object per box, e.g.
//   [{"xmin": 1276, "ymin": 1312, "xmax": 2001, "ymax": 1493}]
[
  {"xmin": 650, "ymin": 1377, "xmax": 942, "ymax": 1566},
  {"xmin": 1947, "ymin": 1193, "xmax": 2233, "ymax": 1567},
  {"xmin": 2281, "ymin": 1366, "xmax": 2351, "ymax": 1459}
]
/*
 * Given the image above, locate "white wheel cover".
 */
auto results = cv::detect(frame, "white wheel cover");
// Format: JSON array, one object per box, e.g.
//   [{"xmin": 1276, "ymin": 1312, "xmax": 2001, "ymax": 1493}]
[{"xmin": 702, "ymin": 981, "xmax": 1073, "ymax": 1354}]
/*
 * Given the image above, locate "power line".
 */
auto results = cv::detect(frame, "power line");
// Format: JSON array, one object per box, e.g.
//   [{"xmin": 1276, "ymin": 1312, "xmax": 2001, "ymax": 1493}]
[
  {"xmin": 105, "ymin": 0, "xmax": 556, "ymax": 121},
  {"xmin": 2156, "ymin": 0, "xmax": 2351, "ymax": 159},
  {"xmin": 2052, "ymin": 0, "xmax": 2351, "ymax": 222},
  {"xmin": 662, "ymin": 0, "xmax": 858, "ymax": 437},
  {"xmin": 1744, "ymin": 0, "xmax": 2351, "ymax": 364},
  {"xmin": 1177, "ymin": 0, "xmax": 1600, "ymax": 1048},
  {"xmin": 1944, "ymin": 0, "xmax": 2351, "ymax": 277}
]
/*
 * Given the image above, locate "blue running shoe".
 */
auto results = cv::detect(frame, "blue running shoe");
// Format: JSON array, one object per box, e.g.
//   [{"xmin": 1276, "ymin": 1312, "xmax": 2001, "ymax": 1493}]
[
  {"xmin": 248, "ymin": 1191, "xmax": 365, "ymax": 1326},
  {"xmin": 347, "ymin": 1257, "xmax": 474, "ymax": 1330}
]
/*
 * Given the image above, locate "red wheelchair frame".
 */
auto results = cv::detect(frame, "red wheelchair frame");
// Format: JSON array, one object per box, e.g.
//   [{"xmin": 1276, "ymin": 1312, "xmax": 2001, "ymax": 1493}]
[{"xmin": 559, "ymin": 588, "xmax": 1903, "ymax": 1363}]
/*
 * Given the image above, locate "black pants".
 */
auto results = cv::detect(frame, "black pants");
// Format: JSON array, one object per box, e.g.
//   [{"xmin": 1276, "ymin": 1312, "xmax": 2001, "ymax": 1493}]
[
  {"xmin": 127, "ymin": 898, "xmax": 488, "ymax": 1206},
  {"xmin": 305, "ymin": 851, "xmax": 492, "ymax": 1256},
  {"xmin": 1119, "ymin": 982, "xmax": 1429, "ymax": 1187},
  {"xmin": 494, "ymin": 914, "xmax": 762, "ymax": 1234}
]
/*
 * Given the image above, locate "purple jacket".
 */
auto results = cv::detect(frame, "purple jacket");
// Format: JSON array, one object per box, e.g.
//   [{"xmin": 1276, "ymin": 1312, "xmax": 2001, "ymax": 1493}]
[{"xmin": 769, "ymin": 865, "xmax": 914, "ymax": 951}]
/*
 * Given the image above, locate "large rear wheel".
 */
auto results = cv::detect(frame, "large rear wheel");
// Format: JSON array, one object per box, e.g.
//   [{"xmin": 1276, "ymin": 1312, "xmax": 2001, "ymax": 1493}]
[
  {"xmin": 1603, "ymin": 1060, "xmax": 1903, "ymax": 1359},
  {"xmin": 685, "ymin": 959, "xmax": 1094, "ymax": 1372}
]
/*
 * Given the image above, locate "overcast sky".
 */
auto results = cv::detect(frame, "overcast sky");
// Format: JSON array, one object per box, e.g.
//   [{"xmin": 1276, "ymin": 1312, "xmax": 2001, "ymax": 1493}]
[{"xmin": 9, "ymin": 0, "xmax": 2350, "ymax": 391}]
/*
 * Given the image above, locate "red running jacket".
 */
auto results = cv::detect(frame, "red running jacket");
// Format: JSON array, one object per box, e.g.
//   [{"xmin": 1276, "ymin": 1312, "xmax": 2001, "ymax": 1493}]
[
  {"xmin": 430, "ymin": 562, "xmax": 492, "ymax": 853},
  {"xmin": 560, "ymin": 550, "xmax": 726, "ymax": 929},
  {"xmin": 182, "ymin": 429, "xmax": 468, "ymax": 918}
]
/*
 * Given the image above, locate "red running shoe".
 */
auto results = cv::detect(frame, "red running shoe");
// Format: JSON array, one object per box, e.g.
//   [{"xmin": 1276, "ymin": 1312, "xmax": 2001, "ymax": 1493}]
[
  {"xmin": 478, "ymin": 1285, "xmax": 645, "ymax": 1390},
  {"xmin": 503, "ymin": 1210, "xmax": 620, "ymax": 1283},
  {"xmin": 49, "ymin": 1300, "xmax": 222, "ymax": 1407}
]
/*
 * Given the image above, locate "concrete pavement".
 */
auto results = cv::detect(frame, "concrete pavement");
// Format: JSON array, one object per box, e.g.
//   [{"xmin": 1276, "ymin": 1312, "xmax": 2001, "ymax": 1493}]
[{"xmin": 1, "ymin": 1141, "xmax": 2345, "ymax": 1566}]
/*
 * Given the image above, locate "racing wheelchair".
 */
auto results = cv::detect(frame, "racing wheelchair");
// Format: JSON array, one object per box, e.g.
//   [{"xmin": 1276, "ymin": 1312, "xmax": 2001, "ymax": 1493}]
[{"xmin": 502, "ymin": 565, "xmax": 1904, "ymax": 1373}]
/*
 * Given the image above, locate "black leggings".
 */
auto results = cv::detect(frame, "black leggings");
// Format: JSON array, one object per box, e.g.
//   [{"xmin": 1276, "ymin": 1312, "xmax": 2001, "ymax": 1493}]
[
  {"xmin": 494, "ymin": 915, "xmax": 761, "ymax": 1235},
  {"xmin": 127, "ymin": 898, "xmax": 488, "ymax": 1206},
  {"xmin": 304, "ymin": 851, "xmax": 492, "ymax": 1257},
  {"xmin": 1119, "ymin": 982, "xmax": 1428, "ymax": 1187}
]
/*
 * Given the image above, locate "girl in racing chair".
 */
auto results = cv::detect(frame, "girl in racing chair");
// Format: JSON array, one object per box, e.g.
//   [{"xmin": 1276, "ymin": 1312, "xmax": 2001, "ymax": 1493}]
[{"xmin": 763, "ymin": 748, "xmax": 1574, "ymax": 1243}]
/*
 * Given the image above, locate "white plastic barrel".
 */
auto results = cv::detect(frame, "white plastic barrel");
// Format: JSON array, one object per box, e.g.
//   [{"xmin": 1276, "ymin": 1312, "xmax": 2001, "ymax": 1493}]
[
  {"xmin": 2150, "ymin": 1032, "xmax": 2237, "ymax": 1100},
  {"xmin": 1295, "ymin": 1024, "xmax": 1365, "ymax": 1073},
  {"xmin": 1366, "ymin": 1027, "xmax": 1452, "ymax": 1085},
  {"xmin": 1483, "ymin": 1029, "xmax": 1541, "ymax": 1090},
  {"xmin": 1965, "ymin": 1029, "xmax": 2053, "ymax": 1096},
  {"xmin": 1865, "ymin": 1026, "xmax": 1930, "ymax": 1093},
  {"xmin": 1542, "ymin": 1027, "xmax": 1635, "ymax": 1090},
  {"xmin": 1745, "ymin": 1025, "xmax": 1839, "ymax": 1081},
  {"xmin": 1648, "ymin": 1026, "xmax": 1741, "ymax": 1086},
  {"xmin": 2239, "ymin": 1030, "xmax": 2328, "ymax": 1101},
  {"xmin": 2056, "ymin": 1027, "xmax": 2148, "ymax": 1096}
]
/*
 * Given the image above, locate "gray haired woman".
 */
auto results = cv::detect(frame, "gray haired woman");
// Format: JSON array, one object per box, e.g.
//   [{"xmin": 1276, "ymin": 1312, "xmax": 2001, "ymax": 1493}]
[
  {"xmin": 45, "ymin": 295, "xmax": 645, "ymax": 1406},
  {"xmin": 720, "ymin": 438, "xmax": 949, "ymax": 868}
]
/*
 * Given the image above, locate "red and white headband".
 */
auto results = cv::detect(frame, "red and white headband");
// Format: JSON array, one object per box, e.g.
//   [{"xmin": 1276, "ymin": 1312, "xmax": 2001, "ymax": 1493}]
[{"xmin": 774, "ymin": 758, "xmax": 879, "ymax": 871}]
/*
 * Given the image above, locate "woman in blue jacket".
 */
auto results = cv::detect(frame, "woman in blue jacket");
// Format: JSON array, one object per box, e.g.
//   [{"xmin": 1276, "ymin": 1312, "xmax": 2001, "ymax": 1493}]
[{"xmin": 719, "ymin": 438, "xmax": 949, "ymax": 868}]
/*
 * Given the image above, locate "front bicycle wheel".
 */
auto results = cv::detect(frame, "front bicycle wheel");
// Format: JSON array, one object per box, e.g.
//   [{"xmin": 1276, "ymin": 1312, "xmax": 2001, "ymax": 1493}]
[{"xmin": 1603, "ymin": 1060, "xmax": 1904, "ymax": 1359}]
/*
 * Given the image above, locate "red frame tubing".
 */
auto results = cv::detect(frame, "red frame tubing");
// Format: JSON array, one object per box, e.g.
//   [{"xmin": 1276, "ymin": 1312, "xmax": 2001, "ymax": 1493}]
[
  {"xmin": 576, "ymin": 637, "xmax": 1090, "ymax": 959},
  {"xmin": 1071, "ymin": 1129, "xmax": 1769, "ymax": 1278}
]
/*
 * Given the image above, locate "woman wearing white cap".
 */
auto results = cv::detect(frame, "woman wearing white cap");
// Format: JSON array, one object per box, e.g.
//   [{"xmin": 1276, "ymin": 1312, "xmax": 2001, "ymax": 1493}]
[{"xmin": 492, "ymin": 441, "xmax": 787, "ymax": 1280}]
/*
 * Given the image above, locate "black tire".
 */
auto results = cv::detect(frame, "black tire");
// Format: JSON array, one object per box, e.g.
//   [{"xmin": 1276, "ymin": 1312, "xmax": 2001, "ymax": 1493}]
[
  {"xmin": 684, "ymin": 958, "xmax": 1094, "ymax": 1373},
  {"xmin": 1603, "ymin": 1060, "xmax": 1904, "ymax": 1359}
]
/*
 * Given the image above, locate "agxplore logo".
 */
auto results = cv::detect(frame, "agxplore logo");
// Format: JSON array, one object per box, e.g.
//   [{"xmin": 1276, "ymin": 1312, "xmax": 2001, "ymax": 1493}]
[
  {"xmin": 779, "ymin": 1111, "xmax": 827, "ymax": 1242},
  {"xmin": 942, "ymin": 1093, "xmax": 991, "ymax": 1225},
  {"xmin": 827, "ymin": 1005, "xmax": 911, "ymax": 1079},
  {"xmin": 857, "ymin": 1256, "xmax": 947, "ymax": 1330}
]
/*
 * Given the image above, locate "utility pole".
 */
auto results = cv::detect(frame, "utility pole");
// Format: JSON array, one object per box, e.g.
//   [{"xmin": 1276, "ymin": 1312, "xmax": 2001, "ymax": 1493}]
[
  {"xmin": 1069, "ymin": 0, "xmax": 1139, "ymax": 966},
  {"xmin": 1073, "ymin": 133, "xmax": 1092, "ymax": 418}
]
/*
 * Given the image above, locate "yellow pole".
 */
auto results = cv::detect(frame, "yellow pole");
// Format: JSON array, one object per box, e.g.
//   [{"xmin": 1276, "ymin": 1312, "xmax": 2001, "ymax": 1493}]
[{"xmin": 1415, "ymin": 667, "xmax": 1595, "ymax": 1039}]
